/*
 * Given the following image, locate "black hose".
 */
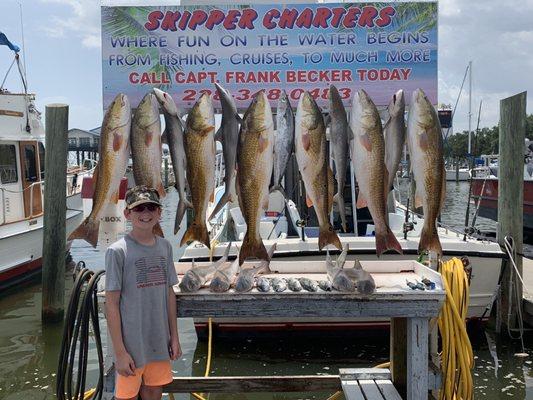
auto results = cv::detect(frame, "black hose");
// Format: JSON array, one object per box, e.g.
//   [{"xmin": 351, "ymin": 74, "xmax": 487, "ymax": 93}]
[{"xmin": 57, "ymin": 264, "xmax": 105, "ymax": 400}]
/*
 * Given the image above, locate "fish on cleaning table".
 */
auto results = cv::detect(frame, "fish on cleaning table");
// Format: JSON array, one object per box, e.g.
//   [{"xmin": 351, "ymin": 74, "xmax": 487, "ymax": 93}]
[
  {"xmin": 326, "ymin": 246, "xmax": 355, "ymax": 292},
  {"xmin": 350, "ymin": 89, "xmax": 402, "ymax": 257},
  {"xmin": 318, "ymin": 280, "xmax": 332, "ymax": 292},
  {"xmin": 69, "ymin": 93, "xmax": 131, "ymax": 248},
  {"xmin": 295, "ymin": 91, "xmax": 341, "ymax": 251},
  {"xmin": 271, "ymin": 90, "xmax": 295, "ymax": 198},
  {"xmin": 234, "ymin": 243, "xmax": 276, "ymax": 292},
  {"xmin": 209, "ymin": 83, "xmax": 241, "ymax": 220},
  {"xmin": 407, "ymin": 88, "xmax": 445, "ymax": 256},
  {"xmin": 344, "ymin": 260, "xmax": 376, "ymax": 295},
  {"xmin": 287, "ymin": 277, "xmax": 303, "ymax": 292},
  {"xmin": 271, "ymin": 277, "xmax": 287, "ymax": 293},
  {"xmin": 236, "ymin": 91, "xmax": 274, "ymax": 265},
  {"xmin": 179, "ymin": 243, "xmax": 231, "ymax": 292},
  {"xmin": 328, "ymin": 84, "xmax": 350, "ymax": 232},
  {"xmin": 180, "ymin": 93, "xmax": 216, "ymax": 249},
  {"xmin": 153, "ymin": 88, "xmax": 191, "ymax": 234},
  {"xmin": 256, "ymin": 276, "xmax": 271, "ymax": 292},
  {"xmin": 209, "ymin": 250, "xmax": 239, "ymax": 293},
  {"xmin": 299, "ymin": 277, "xmax": 319, "ymax": 292}
]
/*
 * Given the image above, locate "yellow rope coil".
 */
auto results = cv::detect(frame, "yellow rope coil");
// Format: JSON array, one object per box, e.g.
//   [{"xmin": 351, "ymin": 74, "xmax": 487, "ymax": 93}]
[{"xmin": 438, "ymin": 257, "xmax": 474, "ymax": 400}]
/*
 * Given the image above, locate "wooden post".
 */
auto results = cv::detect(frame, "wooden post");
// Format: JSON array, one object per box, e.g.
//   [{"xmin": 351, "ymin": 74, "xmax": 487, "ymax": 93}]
[
  {"xmin": 455, "ymin": 158, "xmax": 459, "ymax": 183},
  {"xmin": 76, "ymin": 150, "xmax": 79, "ymax": 166},
  {"xmin": 497, "ymin": 92, "xmax": 526, "ymax": 331},
  {"xmin": 42, "ymin": 104, "xmax": 69, "ymax": 323},
  {"xmin": 390, "ymin": 318, "xmax": 407, "ymax": 398}
]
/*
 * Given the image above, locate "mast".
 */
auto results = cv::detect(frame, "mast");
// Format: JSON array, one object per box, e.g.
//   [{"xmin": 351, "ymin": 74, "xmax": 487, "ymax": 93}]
[{"xmin": 468, "ymin": 60, "xmax": 472, "ymax": 155}]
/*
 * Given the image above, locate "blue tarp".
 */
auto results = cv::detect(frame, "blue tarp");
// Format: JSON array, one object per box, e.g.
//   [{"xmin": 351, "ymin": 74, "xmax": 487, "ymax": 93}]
[{"xmin": 0, "ymin": 32, "xmax": 20, "ymax": 53}]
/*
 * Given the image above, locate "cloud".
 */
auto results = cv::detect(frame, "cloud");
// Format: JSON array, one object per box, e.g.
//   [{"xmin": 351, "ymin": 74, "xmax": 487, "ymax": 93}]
[{"xmin": 39, "ymin": 0, "xmax": 101, "ymax": 49}]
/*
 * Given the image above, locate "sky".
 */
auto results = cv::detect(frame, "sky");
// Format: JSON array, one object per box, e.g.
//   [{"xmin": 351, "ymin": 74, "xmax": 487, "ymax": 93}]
[{"xmin": 1, "ymin": 0, "xmax": 532, "ymax": 133}]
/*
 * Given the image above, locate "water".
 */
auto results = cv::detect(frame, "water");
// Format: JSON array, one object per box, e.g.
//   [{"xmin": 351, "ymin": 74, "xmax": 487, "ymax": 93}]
[{"xmin": 1, "ymin": 184, "xmax": 532, "ymax": 400}]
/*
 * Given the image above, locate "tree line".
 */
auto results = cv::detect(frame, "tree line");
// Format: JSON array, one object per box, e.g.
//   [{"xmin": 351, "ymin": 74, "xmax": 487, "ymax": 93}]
[{"xmin": 444, "ymin": 114, "xmax": 533, "ymax": 161}]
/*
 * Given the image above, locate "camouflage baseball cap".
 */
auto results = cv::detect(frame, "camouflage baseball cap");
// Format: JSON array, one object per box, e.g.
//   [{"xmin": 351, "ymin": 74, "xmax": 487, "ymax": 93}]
[{"xmin": 125, "ymin": 185, "xmax": 162, "ymax": 209}]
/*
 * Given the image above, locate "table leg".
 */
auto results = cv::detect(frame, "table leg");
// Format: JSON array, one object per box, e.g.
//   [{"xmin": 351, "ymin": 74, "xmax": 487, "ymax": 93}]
[{"xmin": 407, "ymin": 317, "xmax": 428, "ymax": 400}]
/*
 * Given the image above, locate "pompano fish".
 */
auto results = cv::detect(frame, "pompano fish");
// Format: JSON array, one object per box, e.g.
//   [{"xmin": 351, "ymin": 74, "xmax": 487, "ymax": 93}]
[
  {"xmin": 287, "ymin": 277, "xmax": 303, "ymax": 292},
  {"xmin": 209, "ymin": 252, "xmax": 239, "ymax": 293},
  {"xmin": 271, "ymin": 277, "xmax": 287, "ymax": 292},
  {"xmin": 131, "ymin": 92, "xmax": 165, "ymax": 237},
  {"xmin": 318, "ymin": 280, "xmax": 332, "ymax": 292},
  {"xmin": 384, "ymin": 89, "xmax": 406, "ymax": 193},
  {"xmin": 256, "ymin": 276, "xmax": 271, "ymax": 292},
  {"xmin": 179, "ymin": 243, "xmax": 231, "ymax": 292},
  {"xmin": 344, "ymin": 260, "xmax": 376, "ymax": 295},
  {"xmin": 407, "ymin": 88, "xmax": 445, "ymax": 256},
  {"xmin": 236, "ymin": 91, "xmax": 274, "ymax": 265},
  {"xmin": 271, "ymin": 90, "xmax": 295, "ymax": 197},
  {"xmin": 234, "ymin": 243, "xmax": 276, "ymax": 292},
  {"xmin": 180, "ymin": 93, "xmax": 216, "ymax": 249},
  {"xmin": 350, "ymin": 89, "xmax": 402, "ymax": 256},
  {"xmin": 299, "ymin": 277, "xmax": 319, "ymax": 292},
  {"xmin": 295, "ymin": 92, "xmax": 341, "ymax": 251},
  {"xmin": 209, "ymin": 83, "xmax": 241, "ymax": 220},
  {"xmin": 326, "ymin": 247, "xmax": 355, "ymax": 292},
  {"xmin": 69, "ymin": 94, "xmax": 131, "ymax": 247},
  {"xmin": 153, "ymin": 88, "xmax": 192, "ymax": 234},
  {"xmin": 328, "ymin": 85, "xmax": 350, "ymax": 232}
]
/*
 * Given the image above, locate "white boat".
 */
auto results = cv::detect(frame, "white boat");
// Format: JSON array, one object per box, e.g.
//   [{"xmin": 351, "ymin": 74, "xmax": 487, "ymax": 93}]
[{"xmin": 0, "ymin": 91, "xmax": 86, "ymax": 290}]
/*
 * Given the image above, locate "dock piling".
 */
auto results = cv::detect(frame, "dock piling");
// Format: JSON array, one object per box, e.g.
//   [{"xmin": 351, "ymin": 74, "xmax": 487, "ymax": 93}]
[
  {"xmin": 497, "ymin": 92, "xmax": 526, "ymax": 331},
  {"xmin": 42, "ymin": 103, "xmax": 69, "ymax": 323}
]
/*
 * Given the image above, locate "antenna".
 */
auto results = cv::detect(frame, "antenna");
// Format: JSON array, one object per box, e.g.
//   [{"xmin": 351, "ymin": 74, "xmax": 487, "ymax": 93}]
[{"xmin": 19, "ymin": 2, "xmax": 28, "ymax": 91}]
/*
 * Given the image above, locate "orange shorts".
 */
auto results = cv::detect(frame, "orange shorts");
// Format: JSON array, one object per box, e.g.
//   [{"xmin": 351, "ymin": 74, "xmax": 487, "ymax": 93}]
[{"xmin": 115, "ymin": 360, "xmax": 172, "ymax": 399}]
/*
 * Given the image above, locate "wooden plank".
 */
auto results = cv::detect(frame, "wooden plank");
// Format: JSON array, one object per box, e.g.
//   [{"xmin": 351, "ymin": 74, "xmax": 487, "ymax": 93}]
[
  {"xmin": 341, "ymin": 380, "xmax": 365, "ymax": 400},
  {"xmin": 163, "ymin": 375, "xmax": 341, "ymax": 393},
  {"xmin": 339, "ymin": 368, "xmax": 391, "ymax": 380},
  {"xmin": 406, "ymin": 317, "xmax": 428, "ymax": 400},
  {"xmin": 176, "ymin": 295, "xmax": 443, "ymax": 319},
  {"xmin": 359, "ymin": 379, "xmax": 385, "ymax": 399},
  {"xmin": 375, "ymin": 380, "xmax": 402, "ymax": 400}
]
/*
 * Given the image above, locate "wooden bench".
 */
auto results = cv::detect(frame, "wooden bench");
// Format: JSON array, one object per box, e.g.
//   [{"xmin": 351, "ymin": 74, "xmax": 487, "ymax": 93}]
[{"xmin": 340, "ymin": 369, "xmax": 402, "ymax": 400}]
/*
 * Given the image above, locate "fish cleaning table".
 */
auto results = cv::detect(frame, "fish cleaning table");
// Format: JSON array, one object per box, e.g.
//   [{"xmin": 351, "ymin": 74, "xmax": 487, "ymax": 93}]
[{"xmin": 173, "ymin": 260, "xmax": 446, "ymax": 400}]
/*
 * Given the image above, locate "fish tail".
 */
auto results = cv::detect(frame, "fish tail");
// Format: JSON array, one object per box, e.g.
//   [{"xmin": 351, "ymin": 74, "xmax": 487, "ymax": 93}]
[
  {"xmin": 375, "ymin": 227, "xmax": 403, "ymax": 257},
  {"xmin": 419, "ymin": 225, "xmax": 443, "ymax": 256},
  {"xmin": 153, "ymin": 222, "xmax": 164, "ymax": 238},
  {"xmin": 269, "ymin": 185, "xmax": 287, "ymax": 199},
  {"xmin": 208, "ymin": 191, "xmax": 231, "ymax": 221},
  {"xmin": 239, "ymin": 234, "xmax": 268, "ymax": 265},
  {"xmin": 333, "ymin": 193, "xmax": 347, "ymax": 232},
  {"xmin": 68, "ymin": 217, "xmax": 100, "ymax": 248},
  {"xmin": 318, "ymin": 225, "xmax": 342, "ymax": 251},
  {"xmin": 174, "ymin": 198, "xmax": 192, "ymax": 234},
  {"xmin": 180, "ymin": 221, "xmax": 210, "ymax": 249}
]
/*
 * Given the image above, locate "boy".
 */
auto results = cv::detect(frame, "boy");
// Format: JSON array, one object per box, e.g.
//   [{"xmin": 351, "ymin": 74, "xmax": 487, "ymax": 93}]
[{"xmin": 105, "ymin": 185, "xmax": 181, "ymax": 400}]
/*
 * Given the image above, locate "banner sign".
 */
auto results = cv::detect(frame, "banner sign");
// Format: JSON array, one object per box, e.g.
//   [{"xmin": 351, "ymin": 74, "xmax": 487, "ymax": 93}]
[{"xmin": 101, "ymin": 3, "xmax": 438, "ymax": 110}]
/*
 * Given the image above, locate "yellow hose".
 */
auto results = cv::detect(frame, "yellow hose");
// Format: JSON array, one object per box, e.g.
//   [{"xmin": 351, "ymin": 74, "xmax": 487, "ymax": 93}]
[
  {"xmin": 190, "ymin": 317, "xmax": 213, "ymax": 400},
  {"xmin": 438, "ymin": 258, "xmax": 474, "ymax": 400}
]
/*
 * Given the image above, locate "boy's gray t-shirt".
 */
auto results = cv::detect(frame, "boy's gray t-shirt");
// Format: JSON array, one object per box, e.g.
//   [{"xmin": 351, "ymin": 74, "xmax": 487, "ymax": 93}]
[{"xmin": 105, "ymin": 234, "xmax": 178, "ymax": 368}]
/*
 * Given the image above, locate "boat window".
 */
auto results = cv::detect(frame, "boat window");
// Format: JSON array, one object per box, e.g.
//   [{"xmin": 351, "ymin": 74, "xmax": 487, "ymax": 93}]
[
  {"xmin": 23, "ymin": 144, "xmax": 38, "ymax": 182},
  {"xmin": 0, "ymin": 144, "xmax": 18, "ymax": 184},
  {"xmin": 38, "ymin": 142, "xmax": 45, "ymax": 178}
]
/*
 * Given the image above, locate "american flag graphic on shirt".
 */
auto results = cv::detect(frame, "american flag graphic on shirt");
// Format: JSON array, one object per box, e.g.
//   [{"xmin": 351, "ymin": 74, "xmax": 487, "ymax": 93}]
[{"xmin": 135, "ymin": 256, "xmax": 167, "ymax": 288}]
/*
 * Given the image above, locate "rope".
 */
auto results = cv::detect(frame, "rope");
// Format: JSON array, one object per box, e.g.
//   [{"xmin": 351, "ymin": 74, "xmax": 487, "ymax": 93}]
[{"xmin": 438, "ymin": 258, "xmax": 474, "ymax": 400}]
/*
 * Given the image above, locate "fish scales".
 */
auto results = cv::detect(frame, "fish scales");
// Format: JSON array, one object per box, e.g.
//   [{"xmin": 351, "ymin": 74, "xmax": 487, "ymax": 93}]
[
  {"xmin": 181, "ymin": 94, "xmax": 216, "ymax": 249},
  {"xmin": 295, "ymin": 92, "xmax": 341, "ymax": 251},
  {"xmin": 68, "ymin": 94, "xmax": 131, "ymax": 247},
  {"xmin": 407, "ymin": 89, "xmax": 445, "ymax": 255},
  {"xmin": 236, "ymin": 91, "xmax": 274, "ymax": 265}
]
